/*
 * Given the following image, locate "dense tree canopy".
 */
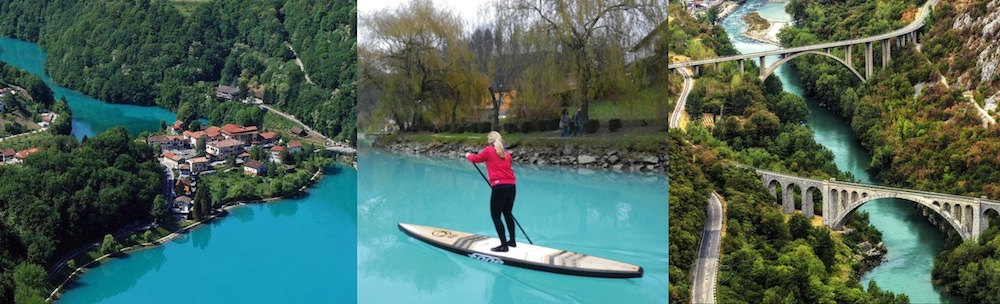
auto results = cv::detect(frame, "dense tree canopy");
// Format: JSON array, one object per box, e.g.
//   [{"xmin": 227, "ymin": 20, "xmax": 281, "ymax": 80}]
[
  {"xmin": 0, "ymin": 0, "xmax": 356, "ymax": 143},
  {"xmin": 0, "ymin": 127, "xmax": 161, "ymax": 302}
]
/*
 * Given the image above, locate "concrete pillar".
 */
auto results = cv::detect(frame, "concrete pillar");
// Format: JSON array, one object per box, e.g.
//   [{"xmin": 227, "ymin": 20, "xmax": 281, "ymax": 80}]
[
  {"xmin": 846, "ymin": 44, "xmax": 852, "ymax": 67},
  {"xmin": 759, "ymin": 56, "xmax": 766, "ymax": 78},
  {"xmin": 783, "ymin": 185, "xmax": 795, "ymax": 214},
  {"xmin": 738, "ymin": 59, "xmax": 744, "ymax": 74},
  {"xmin": 974, "ymin": 199, "xmax": 983, "ymax": 241},
  {"xmin": 825, "ymin": 47, "xmax": 831, "ymax": 54},
  {"xmin": 882, "ymin": 39, "xmax": 890, "ymax": 68},
  {"xmin": 693, "ymin": 65, "xmax": 700, "ymax": 77},
  {"xmin": 822, "ymin": 180, "xmax": 832, "ymax": 227},
  {"xmin": 865, "ymin": 42, "xmax": 873, "ymax": 80},
  {"xmin": 803, "ymin": 188, "xmax": 815, "ymax": 218}
]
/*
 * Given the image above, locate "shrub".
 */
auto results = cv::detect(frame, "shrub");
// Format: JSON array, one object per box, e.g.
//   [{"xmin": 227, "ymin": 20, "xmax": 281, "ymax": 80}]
[
  {"xmin": 546, "ymin": 119, "xmax": 561, "ymax": 131},
  {"xmin": 519, "ymin": 121, "xmax": 535, "ymax": 133},
  {"xmin": 609, "ymin": 119, "xmax": 622, "ymax": 132},
  {"xmin": 441, "ymin": 124, "xmax": 451, "ymax": 133},
  {"xmin": 584, "ymin": 119, "xmax": 600, "ymax": 134},
  {"xmin": 477, "ymin": 122, "xmax": 492, "ymax": 133},
  {"xmin": 503, "ymin": 123, "xmax": 518, "ymax": 133}
]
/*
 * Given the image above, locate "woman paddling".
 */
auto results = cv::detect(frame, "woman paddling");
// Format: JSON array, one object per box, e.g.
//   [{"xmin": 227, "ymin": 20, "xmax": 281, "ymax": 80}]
[{"xmin": 466, "ymin": 131, "xmax": 517, "ymax": 252}]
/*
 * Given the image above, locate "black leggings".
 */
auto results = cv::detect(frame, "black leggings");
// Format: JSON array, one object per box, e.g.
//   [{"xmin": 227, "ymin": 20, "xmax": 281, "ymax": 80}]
[{"xmin": 490, "ymin": 185, "xmax": 516, "ymax": 243}]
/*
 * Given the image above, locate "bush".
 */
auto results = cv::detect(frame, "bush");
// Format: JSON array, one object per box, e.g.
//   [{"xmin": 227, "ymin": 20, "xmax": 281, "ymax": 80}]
[
  {"xmin": 548, "ymin": 119, "xmax": 561, "ymax": 131},
  {"xmin": 441, "ymin": 124, "xmax": 451, "ymax": 133},
  {"xmin": 503, "ymin": 123, "xmax": 518, "ymax": 133},
  {"xmin": 584, "ymin": 119, "xmax": 600, "ymax": 134},
  {"xmin": 609, "ymin": 119, "xmax": 622, "ymax": 132},
  {"xmin": 519, "ymin": 121, "xmax": 535, "ymax": 133},
  {"xmin": 476, "ymin": 122, "xmax": 492, "ymax": 133}
]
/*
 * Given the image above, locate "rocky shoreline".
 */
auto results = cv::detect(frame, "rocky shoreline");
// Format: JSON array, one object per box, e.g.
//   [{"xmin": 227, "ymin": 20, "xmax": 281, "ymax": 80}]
[{"xmin": 379, "ymin": 140, "xmax": 667, "ymax": 174}]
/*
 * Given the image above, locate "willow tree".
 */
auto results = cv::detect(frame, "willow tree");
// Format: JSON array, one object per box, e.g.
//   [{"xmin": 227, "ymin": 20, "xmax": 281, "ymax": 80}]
[
  {"xmin": 360, "ymin": 0, "xmax": 467, "ymax": 132},
  {"xmin": 495, "ymin": 0, "xmax": 665, "ymax": 121}
]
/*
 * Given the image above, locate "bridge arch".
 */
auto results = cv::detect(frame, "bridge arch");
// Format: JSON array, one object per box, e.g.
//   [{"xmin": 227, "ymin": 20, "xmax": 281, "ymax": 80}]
[
  {"xmin": 830, "ymin": 193, "xmax": 972, "ymax": 240},
  {"xmin": 760, "ymin": 51, "xmax": 866, "ymax": 83}
]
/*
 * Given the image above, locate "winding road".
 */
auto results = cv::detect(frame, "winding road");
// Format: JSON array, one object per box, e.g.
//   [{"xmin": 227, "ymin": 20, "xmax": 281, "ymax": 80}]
[
  {"xmin": 691, "ymin": 192, "xmax": 723, "ymax": 303},
  {"xmin": 670, "ymin": 68, "xmax": 694, "ymax": 129}
]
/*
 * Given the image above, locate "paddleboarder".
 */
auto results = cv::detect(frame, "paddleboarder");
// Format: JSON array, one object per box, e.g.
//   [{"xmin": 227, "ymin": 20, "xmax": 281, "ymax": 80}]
[{"xmin": 466, "ymin": 131, "xmax": 517, "ymax": 252}]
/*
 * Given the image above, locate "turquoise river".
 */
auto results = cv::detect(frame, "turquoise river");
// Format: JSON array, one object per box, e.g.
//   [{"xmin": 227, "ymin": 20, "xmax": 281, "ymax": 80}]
[
  {"xmin": 722, "ymin": 1, "xmax": 960, "ymax": 302},
  {"xmin": 0, "ymin": 37, "xmax": 358, "ymax": 303},
  {"xmin": 358, "ymin": 146, "xmax": 668, "ymax": 303}
]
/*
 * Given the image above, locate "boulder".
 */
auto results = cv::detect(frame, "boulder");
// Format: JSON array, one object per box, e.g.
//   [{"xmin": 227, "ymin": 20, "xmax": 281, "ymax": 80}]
[{"xmin": 578, "ymin": 155, "xmax": 597, "ymax": 165}]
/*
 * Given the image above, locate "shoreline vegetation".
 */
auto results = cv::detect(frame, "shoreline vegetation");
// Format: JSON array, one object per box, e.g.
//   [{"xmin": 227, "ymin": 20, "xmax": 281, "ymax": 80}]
[
  {"xmin": 742, "ymin": 12, "xmax": 784, "ymax": 46},
  {"xmin": 372, "ymin": 131, "xmax": 668, "ymax": 174},
  {"xmin": 46, "ymin": 165, "xmax": 331, "ymax": 302}
]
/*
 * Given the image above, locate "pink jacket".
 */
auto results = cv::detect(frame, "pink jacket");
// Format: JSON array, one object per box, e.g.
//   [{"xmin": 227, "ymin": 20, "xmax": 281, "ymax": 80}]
[{"xmin": 467, "ymin": 146, "xmax": 516, "ymax": 186}]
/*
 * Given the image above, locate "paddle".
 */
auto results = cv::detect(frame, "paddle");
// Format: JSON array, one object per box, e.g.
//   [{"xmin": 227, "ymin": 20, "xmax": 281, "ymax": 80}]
[{"xmin": 471, "ymin": 162, "xmax": 534, "ymax": 245}]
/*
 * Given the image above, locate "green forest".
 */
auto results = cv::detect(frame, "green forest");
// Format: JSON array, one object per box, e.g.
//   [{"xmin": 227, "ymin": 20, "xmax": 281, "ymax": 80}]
[
  {"xmin": 0, "ymin": 127, "xmax": 162, "ymax": 303},
  {"xmin": 0, "ymin": 0, "xmax": 357, "ymax": 143},
  {"xmin": 780, "ymin": 0, "xmax": 1000, "ymax": 301},
  {"xmin": 667, "ymin": 2, "xmax": 902, "ymax": 302}
]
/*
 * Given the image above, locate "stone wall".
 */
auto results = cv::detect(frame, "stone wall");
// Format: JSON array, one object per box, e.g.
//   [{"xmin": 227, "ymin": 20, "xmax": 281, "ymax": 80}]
[{"xmin": 379, "ymin": 140, "xmax": 667, "ymax": 174}]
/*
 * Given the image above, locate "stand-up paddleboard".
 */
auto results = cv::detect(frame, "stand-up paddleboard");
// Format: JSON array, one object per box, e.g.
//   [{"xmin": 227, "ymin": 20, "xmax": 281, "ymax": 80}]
[{"xmin": 398, "ymin": 223, "xmax": 643, "ymax": 278}]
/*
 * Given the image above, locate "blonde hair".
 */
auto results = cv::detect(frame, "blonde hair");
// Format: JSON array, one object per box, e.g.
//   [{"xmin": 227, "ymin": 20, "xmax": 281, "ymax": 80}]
[{"xmin": 488, "ymin": 131, "xmax": 506, "ymax": 159}]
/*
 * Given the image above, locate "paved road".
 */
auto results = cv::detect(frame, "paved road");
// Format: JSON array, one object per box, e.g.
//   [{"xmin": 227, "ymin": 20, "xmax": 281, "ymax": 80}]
[
  {"xmin": 668, "ymin": 0, "xmax": 940, "ymax": 70},
  {"xmin": 670, "ymin": 68, "xmax": 693, "ymax": 129},
  {"xmin": 692, "ymin": 192, "xmax": 723, "ymax": 304},
  {"xmin": 258, "ymin": 104, "xmax": 355, "ymax": 154}
]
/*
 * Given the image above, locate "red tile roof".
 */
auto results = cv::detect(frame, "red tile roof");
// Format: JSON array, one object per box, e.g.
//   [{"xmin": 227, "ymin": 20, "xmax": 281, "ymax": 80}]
[
  {"xmin": 288, "ymin": 141, "xmax": 302, "ymax": 148},
  {"xmin": 244, "ymin": 159, "xmax": 266, "ymax": 169},
  {"xmin": 270, "ymin": 146, "xmax": 284, "ymax": 152},
  {"xmin": 2, "ymin": 148, "xmax": 15, "ymax": 157},
  {"xmin": 15, "ymin": 148, "xmax": 39, "ymax": 159},
  {"xmin": 209, "ymin": 139, "xmax": 244, "ymax": 148},
  {"xmin": 260, "ymin": 132, "xmax": 276, "ymax": 140},
  {"xmin": 205, "ymin": 126, "xmax": 222, "ymax": 138}
]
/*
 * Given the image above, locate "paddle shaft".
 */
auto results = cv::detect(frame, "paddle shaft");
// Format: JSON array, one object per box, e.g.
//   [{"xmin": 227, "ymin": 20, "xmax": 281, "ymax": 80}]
[{"xmin": 471, "ymin": 162, "xmax": 534, "ymax": 245}]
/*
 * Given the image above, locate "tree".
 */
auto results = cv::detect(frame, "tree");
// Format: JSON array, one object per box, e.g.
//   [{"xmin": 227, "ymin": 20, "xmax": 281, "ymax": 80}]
[
  {"xmin": 497, "ymin": 0, "xmax": 664, "ymax": 121},
  {"xmin": 12, "ymin": 262, "xmax": 48, "ymax": 304},
  {"xmin": 100, "ymin": 234, "xmax": 121, "ymax": 256},
  {"xmin": 196, "ymin": 136, "xmax": 207, "ymax": 156},
  {"xmin": 151, "ymin": 195, "xmax": 170, "ymax": 225},
  {"xmin": 195, "ymin": 183, "xmax": 213, "ymax": 217},
  {"xmin": 361, "ymin": 0, "xmax": 466, "ymax": 132}
]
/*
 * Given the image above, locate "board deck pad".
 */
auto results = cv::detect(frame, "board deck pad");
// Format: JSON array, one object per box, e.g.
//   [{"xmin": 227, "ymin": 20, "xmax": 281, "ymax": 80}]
[{"xmin": 398, "ymin": 223, "xmax": 643, "ymax": 278}]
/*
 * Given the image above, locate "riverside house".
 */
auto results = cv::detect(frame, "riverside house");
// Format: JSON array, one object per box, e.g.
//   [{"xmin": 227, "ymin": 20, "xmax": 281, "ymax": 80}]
[
  {"xmin": 206, "ymin": 138, "xmax": 244, "ymax": 160},
  {"xmin": 243, "ymin": 159, "xmax": 267, "ymax": 177}
]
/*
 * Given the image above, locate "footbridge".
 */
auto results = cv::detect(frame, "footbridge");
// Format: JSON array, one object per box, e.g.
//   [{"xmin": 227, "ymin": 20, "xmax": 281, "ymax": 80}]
[
  {"xmin": 756, "ymin": 168, "xmax": 1000, "ymax": 241},
  {"xmin": 667, "ymin": 0, "xmax": 939, "ymax": 82}
]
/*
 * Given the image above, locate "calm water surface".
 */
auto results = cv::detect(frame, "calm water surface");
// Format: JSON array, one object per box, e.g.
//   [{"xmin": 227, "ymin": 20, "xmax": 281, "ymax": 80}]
[
  {"xmin": 722, "ymin": 1, "xmax": 958, "ymax": 302},
  {"xmin": 0, "ymin": 37, "xmax": 175, "ymax": 139},
  {"xmin": 1, "ymin": 37, "xmax": 357, "ymax": 303},
  {"xmin": 358, "ymin": 147, "xmax": 668, "ymax": 303},
  {"xmin": 58, "ymin": 166, "xmax": 358, "ymax": 303}
]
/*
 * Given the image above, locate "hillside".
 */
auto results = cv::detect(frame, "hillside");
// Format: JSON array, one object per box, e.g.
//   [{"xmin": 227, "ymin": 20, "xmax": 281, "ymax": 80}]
[{"xmin": 0, "ymin": 0, "xmax": 356, "ymax": 143}]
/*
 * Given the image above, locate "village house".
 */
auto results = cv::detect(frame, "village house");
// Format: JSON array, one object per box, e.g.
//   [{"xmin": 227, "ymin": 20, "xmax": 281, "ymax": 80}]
[
  {"xmin": 206, "ymin": 138, "xmax": 244, "ymax": 160},
  {"xmin": 173, "ymin": 196, "xmax": 193, "ymax": 218},
  {"xmin": 287, "ymin": 141, "xmax": 303, "ymax": 154},
  {"xmin": 270, "ymin": 146, "xmax": 284, "ymax": 163},
  {"xmin": 162, "ymin": 152, "xmax": 184, "ymax": 169},
  {"xmin": 148, "ymin": 135, "xmax": 188, "ymax": 150},
  {"xmin": 13, "ymin": 148, "xmax": 39, "ymax": 163},
  {"xmin": 289, "ymin": 126, "xmax": 306, "ymax": 136},
  {"xmin": 1, "ymin": 148, "xmax": 15, "ymax": 164},
  {"xmin": 216, "ymin": 85, "xmax": 241, "ymax": 101},
  {"xmin": 220, "ymin": 124, "xmax": 259, "ymax": 143},
  {"xmin": 243, "ymin": 159, "xmax": 267, "ymax": 177},
  {"xmin": 258, "ymin": 131, "xmax": 277, "ymax": 145},
  {"xmin": 187, "ymin": 157, "xmax": 210, "ymax": 174},
  {"xmin": 171, "ymin": 120, "xmax": 186, "ymax": 135},
  {"xmin": 178, "ymin": 163, "xmax": 192, "ymax": 178}
]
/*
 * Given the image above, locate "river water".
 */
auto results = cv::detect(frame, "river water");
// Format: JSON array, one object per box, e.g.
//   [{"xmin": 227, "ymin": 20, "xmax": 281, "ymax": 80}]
[
  {"xmin": 357, "ymin": 147, "xmax": 668, "ymax": 303},
  {"xmin": 0, "ymin": 37, "xmax": 358, "ymax": 303},
  {"xmin": 0, "ymin": 37, "xmax": 175, "ymax": 140},
  {"xmin": 722, "ymin": 1, "xmax": 958, "ymax": 302}
]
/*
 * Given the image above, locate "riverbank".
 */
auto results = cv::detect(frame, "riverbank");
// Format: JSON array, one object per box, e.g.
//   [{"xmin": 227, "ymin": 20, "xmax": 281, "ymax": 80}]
[
  {"xmin": 743, "ymin": 18, "xmax": 785, "ymax": 46},
  {"xmin": 373, "ymin": 133, "xmax": 667, "ymax": 174},
  {"xmin": 46, "ymin": 166, "xmax": 329, "ymax": 302}
]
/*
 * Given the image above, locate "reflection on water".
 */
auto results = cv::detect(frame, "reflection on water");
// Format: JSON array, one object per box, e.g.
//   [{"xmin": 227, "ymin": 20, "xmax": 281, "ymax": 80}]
[
  {"xmin": 358, "ymin": 147, "xmax": 668, "ymax": 303},
  {"xmin": 59, "ymin": 166, "xmax": 357, "ymax": 303}
]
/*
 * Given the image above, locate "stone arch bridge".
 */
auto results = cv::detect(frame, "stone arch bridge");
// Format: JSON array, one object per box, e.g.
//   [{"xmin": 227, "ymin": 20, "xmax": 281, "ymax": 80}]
[{"xmin": 756, "ymin": 169, "xmax": 1000, "ymax": 241}]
